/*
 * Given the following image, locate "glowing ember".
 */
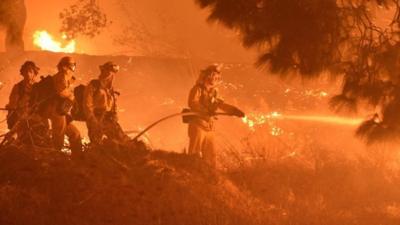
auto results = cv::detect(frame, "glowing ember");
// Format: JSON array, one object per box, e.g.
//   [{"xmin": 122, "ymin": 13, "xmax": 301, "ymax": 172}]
[
  {"xmin": 33, "ymin": 30, "xmax": 76, "ymax": 53},
  {"xmin": 302, "ymin": 90, "xmax": 330, "ymax": 98},
  {"xmin": 241, "ymin": 111, "xmax": 282, "ymax": 128},
  {"xmin": 242, "ymin": 116, "xmax": 255, "ymax": 129},
  {"xmin": 320, "ymin": 91, "xmax": 329, "ymax": 97},
  {"xmin": 271, "ymin": 127, "xmax": 284, "ymax": 136},
  {"xmin": 242, "ymin": 112, "xmax": 283, "ymax": 135}
]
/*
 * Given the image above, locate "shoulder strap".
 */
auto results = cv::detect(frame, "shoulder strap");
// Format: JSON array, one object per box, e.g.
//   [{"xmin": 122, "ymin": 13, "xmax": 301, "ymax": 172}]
[
  {"xmin": 90, "ymin": 79, "xmax": 100, "ymax": 91},
  {"xmin": 195, "ymin": 84, "xmax": 206, "ymax": 97},
  {"xmin": 30, "ymin": 75, "xmax": 56, "ymax": 113},
  {"xmin": 16, "ymin": 81, "xmax": 25, "ymax": 97},
  {"xmin": 88, "ymin": 79, "xmax": 118, "ymax": 112},
  {"xmin": 211, "ymin": 88, "xmax": 218, "ymax": 98},
  {"xmin": 39, "ymin": 75, "xmax": 55, "ymax": 89}
]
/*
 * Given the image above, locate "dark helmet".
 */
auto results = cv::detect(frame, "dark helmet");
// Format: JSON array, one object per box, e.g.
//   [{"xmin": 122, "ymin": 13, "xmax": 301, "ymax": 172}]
[
  {"xmin": 20, "ymin": 61, "xmax": 40, "ymax": 75},
  {"xmin": 201, "ymin": 64, "xmax": 222, "ymax": 76},
  {"xmin": 57, "ymin": 56, "xmax": 76, "ymax": 72},
  {"xmin": 197, "ymin": 64, "xmax": 223, "ymax": 85},
  {"xmin": 99, "ymin": 61, "xmax": 120, "ymax": 73}
]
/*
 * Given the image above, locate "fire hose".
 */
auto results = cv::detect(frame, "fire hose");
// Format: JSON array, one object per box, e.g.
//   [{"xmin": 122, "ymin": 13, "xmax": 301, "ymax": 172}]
[{"xmin": 131, "ymin": 111, "xmax": 234, "ymax": 141}]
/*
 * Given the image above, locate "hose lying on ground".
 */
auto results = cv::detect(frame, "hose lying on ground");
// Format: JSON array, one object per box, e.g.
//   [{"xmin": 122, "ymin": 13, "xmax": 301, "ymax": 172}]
[{"xmin": 131, "ymin": 111, "xmax": 233, "ymax": 141}]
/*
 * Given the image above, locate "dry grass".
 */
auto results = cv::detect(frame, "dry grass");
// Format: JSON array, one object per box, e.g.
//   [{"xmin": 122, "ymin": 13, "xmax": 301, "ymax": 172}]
[
  {"xmin": 0, "ymin": 145, "xmax": 273, "ymax": 225},
  {"xmin": 222, "ymin": 122, "xmax": 400, "ymax": 225}
]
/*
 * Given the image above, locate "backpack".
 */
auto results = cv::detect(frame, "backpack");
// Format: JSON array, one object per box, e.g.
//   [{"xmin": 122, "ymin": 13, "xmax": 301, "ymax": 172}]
[
  {"xmin": 71, "ymin": 79, "xmax": 100, "ymax": 121},
  {"xmin": 31, "ymin": 75, "xmax": 57, "ymax": 114},
  {"xmin": 181, "ymin": 108, "xmax": 196, "ymax": 124}
]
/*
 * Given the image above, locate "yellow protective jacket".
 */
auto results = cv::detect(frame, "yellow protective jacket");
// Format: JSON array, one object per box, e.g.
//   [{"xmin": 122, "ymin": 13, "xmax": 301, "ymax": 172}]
[
  {"xmin": 83, "ymin": 79, "xmax": 116, "ymax": 122},
  {"xmin": 188, "ymin": 84, "xmax": 222, "ymax": 131}
]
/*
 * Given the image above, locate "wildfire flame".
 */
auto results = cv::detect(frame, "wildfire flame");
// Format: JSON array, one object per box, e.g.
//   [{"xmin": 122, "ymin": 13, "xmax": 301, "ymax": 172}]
[
  {"xmin": 242, "ymin": 112, "xmax": 282, "ymax": 127},
  {"xmin": 33, "ymin": 30, "xmax": 76, "ymax": 53},
  {"xmin": 242, "ymin": 112, "xmax": 283, "ymax": 135}
]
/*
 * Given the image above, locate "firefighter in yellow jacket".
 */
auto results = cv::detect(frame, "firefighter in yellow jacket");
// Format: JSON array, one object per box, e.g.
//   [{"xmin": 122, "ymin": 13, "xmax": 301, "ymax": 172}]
[
  {"xmin": 83, "ymin": 61, "xmax": 130, "ymax": 145},
  {"xmin": 187, "ymin": 65, "xmax": 245, "ymax": 168},
  {"xmin": 30, "ymin": 56, "xmax": 82, "ymax": 154}
]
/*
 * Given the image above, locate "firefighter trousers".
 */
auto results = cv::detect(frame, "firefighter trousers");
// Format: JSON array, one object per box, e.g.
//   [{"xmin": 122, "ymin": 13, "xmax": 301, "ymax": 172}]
[
  {"xmin": 188, "ymin": 123, "xmax": 216, "ymax": 168},
  {"xmin": 50, "ymin": 114, "xmax": 82, "ymax": 154}
]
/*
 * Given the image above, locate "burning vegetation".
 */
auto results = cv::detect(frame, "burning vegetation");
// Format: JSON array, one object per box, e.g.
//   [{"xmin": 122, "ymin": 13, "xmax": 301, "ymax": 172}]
[
  {"xmin": 33, "ymin": 30, "xmax": 76, "ymax": 53},
  {"xmin": 1, "ymin": 1, "xmax": 400, "ymax": 225}
]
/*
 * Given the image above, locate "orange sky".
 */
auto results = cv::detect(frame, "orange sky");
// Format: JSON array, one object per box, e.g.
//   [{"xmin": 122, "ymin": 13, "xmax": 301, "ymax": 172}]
[
  {"xmin": 15, "ymin": 0, "xmax": 256, "ymax": 61},
  {"xmin": 0, "ymin": 1, "xmax": 394, "ymax": 61}
]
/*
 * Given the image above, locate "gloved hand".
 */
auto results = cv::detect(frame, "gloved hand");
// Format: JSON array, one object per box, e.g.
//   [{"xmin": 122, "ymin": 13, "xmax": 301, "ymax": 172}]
[
  {"xmin": 66, "ymin": 114, "xmax": 73, "ymax": 124},
  {"xmin": 57, "ymin": 97, "xmax": 74, "ymax": 115},
  {"xmin": 88, "ymin": 117, "xmax": 102, "ymax": 130},
  {"xmin": 105, "ymin": 112, "xmax": 118, "ymax": 122},
  {"xmin": 231, "ymin": 107, "xmax": 245, "ymax": 118},
  {"xmin": 208, "ymin": 102, "xmax": 219, "ymax": 114}
]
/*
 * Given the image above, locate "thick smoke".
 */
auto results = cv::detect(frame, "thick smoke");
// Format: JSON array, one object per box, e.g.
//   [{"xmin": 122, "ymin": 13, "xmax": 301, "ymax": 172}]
[{"xmin": 0, "ymin": 0, "xmax": 26, "ymax": 53}]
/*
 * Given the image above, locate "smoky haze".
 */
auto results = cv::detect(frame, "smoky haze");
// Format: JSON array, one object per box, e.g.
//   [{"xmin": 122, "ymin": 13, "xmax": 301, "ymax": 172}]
[
  {"xmin": 0, "ymin": 0, "xmax": 362, "ymax": 152},
  {"xmin": 1, "ymin": 2, "xmax": 400, "ymax": 225},
  {"xmin": 11, "ymin": 0, "xmax": 256, "ymax": 62}
]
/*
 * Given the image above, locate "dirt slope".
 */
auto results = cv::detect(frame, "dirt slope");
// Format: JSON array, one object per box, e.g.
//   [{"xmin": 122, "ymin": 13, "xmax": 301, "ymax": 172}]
[{"xmin": 0, "ymin": 145, "xmax": 275, "ymax": 225}]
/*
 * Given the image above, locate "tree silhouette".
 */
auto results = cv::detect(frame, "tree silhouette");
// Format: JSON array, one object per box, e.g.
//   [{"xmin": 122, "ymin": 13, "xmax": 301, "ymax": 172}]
[
  {"xmin": 196, "ymin": 0, "xmax": 400, "ymax": 144},
  {"xmin": 59, "ymin": 0, "xmax": 109, "ymax": 39}
]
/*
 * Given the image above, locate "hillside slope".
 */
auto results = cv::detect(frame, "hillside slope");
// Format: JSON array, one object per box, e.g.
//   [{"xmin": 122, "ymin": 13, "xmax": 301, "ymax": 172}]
[{"xmin": 0, "ymin": 146, "xmax": 275, "ymax": 225}]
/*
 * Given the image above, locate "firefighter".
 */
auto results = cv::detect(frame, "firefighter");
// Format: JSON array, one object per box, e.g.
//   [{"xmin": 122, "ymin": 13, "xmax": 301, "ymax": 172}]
[
  {"xmin": 30, "ymin": 56, "xmax": 82, "ymax": 154},
  {"xmin": 83, "ymin": 61, "xmax": 130, "ymax": 146},
  {"xmin": 187, "ymin": 65, "xmax": 245, "ymax": 168},
  {"xmin": 6, "ymin": 61, "xmax": 39, "ymax": 129},
  {"xmin": 3, "ymin": 61, "xmax": 40, "ymax": 144}
]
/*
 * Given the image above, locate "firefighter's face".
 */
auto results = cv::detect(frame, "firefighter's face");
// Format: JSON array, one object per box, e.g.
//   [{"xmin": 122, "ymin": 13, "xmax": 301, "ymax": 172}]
[
  {"xmin": 62, "ymin": 61, "xmax": 76, "ymax": 74},
  {"xmin": 205, "ymin": 72, "xmax": 222, "ymax": 86},
  {"xmin": 67, "ymin": 61, "xmax": 76, "ymax": 72},
  {"xmin": 101, "ymin": 70, "xmax": 117, "ymax": 86},
  {"xmin": 102, "ymin": 70, "xmax": 115, "ymax": 78},
  {"xmin": 24, "ymin": 68, "xmax": 38, "ymax": 84},
  {"xmin": 102, "ymin": 64, "xmax": 119, "ymax": 78}
]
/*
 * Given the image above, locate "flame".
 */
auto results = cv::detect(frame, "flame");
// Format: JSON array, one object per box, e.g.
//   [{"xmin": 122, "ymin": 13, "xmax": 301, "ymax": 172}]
[
  {"xmin": 241, "ymin": 112, "xmax": 282, "ymax": 127},
  {"xmin": 304, "ymin": 90, "xmax": 329, "ymax": 98},
  {"xmin": 33, "ymin": 30, "xmax": 76, "ymax": 53},
  {"xmin": 242, "ymin": 112, "xmax": 283, "ymax": 135}
]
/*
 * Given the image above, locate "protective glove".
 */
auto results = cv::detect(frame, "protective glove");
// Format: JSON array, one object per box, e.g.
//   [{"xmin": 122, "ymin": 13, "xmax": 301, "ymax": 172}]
[
  {"xmin": 57, "ymin": 97, "xmax": 74, "ymax": 115},
  {"xmin": 209, "ymin": 102, "xmax": 219, "ymax": 113},
  {"xmin": 66, "ymin": 114, "xmax": 73, "ymax": 124},
  {"xmin": 231, "ymin": 107, "xmax": 245, "ymax": 118},
  {"xmin": 88, "ymin": 117, "xmax": 102, "ymax": 131}
]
